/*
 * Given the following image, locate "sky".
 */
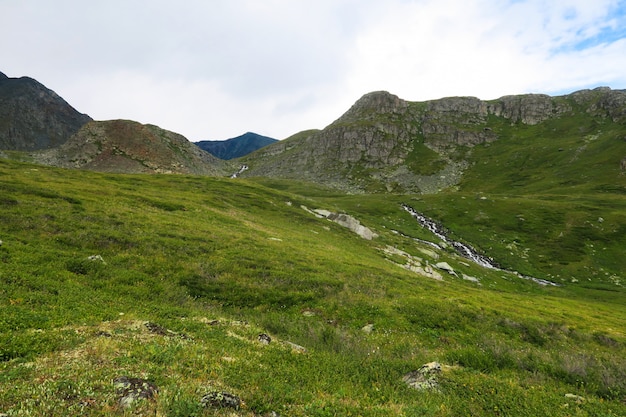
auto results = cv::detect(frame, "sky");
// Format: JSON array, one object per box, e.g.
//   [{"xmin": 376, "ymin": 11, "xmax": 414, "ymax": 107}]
[{"xmin": 2, "ymin": 0, "xmax": 626, "ymax": 141}]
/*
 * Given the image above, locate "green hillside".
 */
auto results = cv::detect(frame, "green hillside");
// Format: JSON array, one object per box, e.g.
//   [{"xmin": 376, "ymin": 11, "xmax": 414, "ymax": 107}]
[{"xmin": 1, "ymin": 158, "xmax": 625, "ymax": 416}]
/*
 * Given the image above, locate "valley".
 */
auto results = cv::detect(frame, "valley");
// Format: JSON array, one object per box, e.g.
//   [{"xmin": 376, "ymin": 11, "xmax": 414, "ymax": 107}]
[{"xmin": 0, "ymin": 73, "xmax": 625, "ymax": 415}]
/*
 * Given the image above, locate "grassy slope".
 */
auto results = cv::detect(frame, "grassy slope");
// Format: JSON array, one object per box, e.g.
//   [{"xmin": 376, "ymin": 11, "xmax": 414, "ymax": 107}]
[{"xmin": 0, "ymin": 159, "xmax": 625, "ymax": 416}]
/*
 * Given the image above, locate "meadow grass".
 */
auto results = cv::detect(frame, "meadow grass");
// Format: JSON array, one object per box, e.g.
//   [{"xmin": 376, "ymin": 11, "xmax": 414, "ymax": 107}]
[{"xmin": 0, "ymin": 158, "xmax": 624, "ymax": 416}]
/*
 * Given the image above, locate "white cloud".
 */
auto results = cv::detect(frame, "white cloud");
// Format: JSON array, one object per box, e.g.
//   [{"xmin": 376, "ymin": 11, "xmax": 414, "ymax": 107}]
[{"xmin": 2, "ymin": 0, "xmax": 625, "ymax": 140}]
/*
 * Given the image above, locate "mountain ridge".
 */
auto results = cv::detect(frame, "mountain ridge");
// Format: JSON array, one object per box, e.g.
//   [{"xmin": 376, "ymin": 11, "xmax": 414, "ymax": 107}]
[
  {"xmin": 240, "ymin": 88, "xmax": 626, "ymax": 194},
  {"xmin": 0, "ymin": 72, "xmax": 92, "ymax": 151},
  {"xmin": 32, "ymin": 119, "xmax": 231, "ymax": 175},
  {"xmin": 195, "ymin": 132, "xmax": 278, "ymax": 159}
]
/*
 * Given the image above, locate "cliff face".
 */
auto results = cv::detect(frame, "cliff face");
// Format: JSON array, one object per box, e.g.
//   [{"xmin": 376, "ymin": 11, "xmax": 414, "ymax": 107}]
[
  {"xmin": 241, "ymin": 88, "xmax": 626, "ymax": 193},
  {"xmin": 0, "ymin": 72, "xmax": 92, "ymax": 150},
  {"xmin": 33, "ymin": 120, "xmax": 231, "ymax": 175}
]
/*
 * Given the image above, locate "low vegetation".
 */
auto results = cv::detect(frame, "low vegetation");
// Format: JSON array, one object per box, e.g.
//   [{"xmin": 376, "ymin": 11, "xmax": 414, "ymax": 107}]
[{"xmin": 1, "ymin": 158, "xmax": 624, "ymax": 416}]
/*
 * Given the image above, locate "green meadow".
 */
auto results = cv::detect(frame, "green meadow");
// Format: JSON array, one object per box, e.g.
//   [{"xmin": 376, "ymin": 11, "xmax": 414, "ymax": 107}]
[{"xmin": 0, "ymin": 158, "xmax": 624, "ymax": 416}]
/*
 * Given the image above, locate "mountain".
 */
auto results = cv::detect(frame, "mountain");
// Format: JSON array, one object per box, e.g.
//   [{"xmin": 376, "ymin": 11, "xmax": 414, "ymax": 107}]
[
  {"xmin": 32, "ymin": 119, "xmax": 231, "ymax": 175},
  {"xmin": 195, "ymin": 132, "xmax": 278, "ymax": 159},
  {"xmin": 0, "ymin": 71, "xmax": 92, "ymax": 151},
  {"xmin": 241, "ymin": 88, "xmax": 626, "ymax": 194}
]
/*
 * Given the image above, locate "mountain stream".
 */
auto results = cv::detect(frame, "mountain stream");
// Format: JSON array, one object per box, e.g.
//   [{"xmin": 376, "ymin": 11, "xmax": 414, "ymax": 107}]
[{"xmin": 401, "ymin": 204, "xmax": 559, "ymax": 286}]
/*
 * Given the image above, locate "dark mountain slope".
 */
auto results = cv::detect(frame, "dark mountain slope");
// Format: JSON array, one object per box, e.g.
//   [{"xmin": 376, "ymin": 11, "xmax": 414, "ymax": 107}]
[
  {"xmin": 33, "ymin": 119, "xmax": 231, "ymax": 175},
  {"xmin": 196, "ymin": 132, "xmax": 277, "ymax": 159},
  {"xmin": 0, "ymin": 71, "xmax": 92, "ymax": 150}
]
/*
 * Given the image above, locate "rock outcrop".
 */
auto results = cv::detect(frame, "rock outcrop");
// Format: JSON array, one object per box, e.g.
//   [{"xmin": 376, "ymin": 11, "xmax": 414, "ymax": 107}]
[
  {"xmin": 0, "ymin": 72, "xmax": 92, "ymax": 151},
  {"xmin": 33, "ymin": 120, "xmax": 231, "ymax": 175},
  {"xmin": 241, "ymin": 88, "xmax": 626, "ymax": 193}
]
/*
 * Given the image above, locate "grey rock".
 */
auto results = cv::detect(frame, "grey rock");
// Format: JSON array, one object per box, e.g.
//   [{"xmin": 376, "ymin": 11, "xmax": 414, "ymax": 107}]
[
  {"xmin": 314, "ymin": 209, "xmax": 378, "ymax": 240},
  {"xmin": 564, "ymin": 393, "xmax": 585, "ymax": 403},
  {"xmin": 403, "ymin": 361, "xmax": 442, "ymax": 391},
  {"xmin": 435, "ymin": 262, "xmax": 456, "ymax": 275},
  {"xmin": 201, "ymin": 390, "xmax": 241, "ymax": 409},
  {"xmin": 361, "ymin": 323, "xmax": 375, "ymax": 334},
  {"xmin": 113, "ymin": 376, "xmax": 158, "ymax": 408},
  {"xmin": 241, "ymin": 88, "xmax": 626, "ymax": 194},
  {"xmin": 0, "ymin": 73, "xmax": 92, "ymax": 151},
  {"xmin": 258, "ymin": 333, "xmax": 272, "ymax": 344}
]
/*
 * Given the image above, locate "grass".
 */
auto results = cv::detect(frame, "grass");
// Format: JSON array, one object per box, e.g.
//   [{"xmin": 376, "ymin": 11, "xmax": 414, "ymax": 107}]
[{"xmin": 0, "ymin": 158, "xmax": 625, "ymax": 416}]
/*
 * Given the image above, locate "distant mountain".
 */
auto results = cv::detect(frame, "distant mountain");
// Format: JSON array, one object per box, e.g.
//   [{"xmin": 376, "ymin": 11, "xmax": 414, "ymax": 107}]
[
  {"xmin": 195, "ymin": 132, "xmax": 278, "ymax": 160},
  {"xmin": 0, "ymin": 71, "xmax": 92, "ymax": 151},
  {"xmin": 33, "ymin": 119, "xmax": 231, "ymax": 175},
  {"xmin": 241, "ymin": 88, "xmax": 626, "ymax": 194}
]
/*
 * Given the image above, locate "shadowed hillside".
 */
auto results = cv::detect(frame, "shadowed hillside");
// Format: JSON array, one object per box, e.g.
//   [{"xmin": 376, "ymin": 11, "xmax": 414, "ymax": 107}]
[
  {"xmin": 196, "ymin": 132, "xmax": 277, "ymax": 159},
  {"xmin": 0, "ymin": 71, "xmax": 92, "ymax": 150}
]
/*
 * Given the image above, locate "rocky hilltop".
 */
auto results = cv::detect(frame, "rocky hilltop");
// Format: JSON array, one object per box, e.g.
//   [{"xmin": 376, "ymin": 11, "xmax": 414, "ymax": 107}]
[
  {"xmin": 241, "ymin": 88, "xmax": 626, "ymax": 193},
  {"xmin": 33, "ymin": 120, "xmax": 231, "ymax": 175},
  {"xmin": 0, "ymin": 71, "xmax": 92, "ymax": 151}
]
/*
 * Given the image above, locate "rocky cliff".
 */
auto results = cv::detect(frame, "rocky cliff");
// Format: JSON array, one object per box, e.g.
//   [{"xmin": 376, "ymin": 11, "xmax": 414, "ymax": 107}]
[
  {"xmin": 0, "ymin": 71, "xmax": 92, "ymax": 151},
  {"xmin": 241, "ymin": 88, "xmax": 626, "ymax": 193},
  {"xmin": 33, "ymin": 120, "xmax": 231, "ymax": 175}
]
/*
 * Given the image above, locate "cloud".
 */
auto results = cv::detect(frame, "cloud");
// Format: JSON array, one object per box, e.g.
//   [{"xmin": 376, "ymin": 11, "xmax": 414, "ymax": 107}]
[
  {"xmin": 347, "ymin": 0, "xmax": 626, "ymax": 101},
  {"xmin": 2, "ymin": 0, "xmax": 626, "ymax": 140}
]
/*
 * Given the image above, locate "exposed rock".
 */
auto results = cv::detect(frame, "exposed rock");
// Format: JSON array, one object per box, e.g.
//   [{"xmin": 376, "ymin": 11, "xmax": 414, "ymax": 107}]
[
  {"xmin": 0, "ymin": 73, "xmax": 92, "ymax": 151},
  {"xmin": 113, "ymin": 376, "xmax": 158, "ymax": 408},
  {"xmin": 402, "ymin": 361, "xmax": 442, "ymax": 391},
  {"xmin": 201, "ymin": 390, "xmax": 241, "ymax": 410},
  {"xmin": 145, "ymin": 321, "xmax": 191, "ymax": 339},
  {"xmin": 32, "ymin": 120, "xmax": 230, "ymax": 175},
  {"xmin": 462, "ymin": 274, "xmax": 480, "ymax": 284},
  {"xmin": 258, "ymin": 333, "xmax": 272, "ymax": 345},
  {"xmin": 435, "ymin": 262, "xmax": 457, "ymax": 276},
  {"xmin": 241, "ymin": 88, "xmax": 625, "ymax": 194},
  {"xmin": 87, "ymin": 254, "xmax": 106, "ymax": 264},
  {"xmin": 361, "ymin": 323, "xmax": 375, "ymax": 334},
  {"xmin": 284, "ymin": 341, "xmax": 307, "ymax": 353},
  {"xmin": 564, "ymin": 393, "xmax": 585, "ymax": 403},
  {"xmin": 313, "ymin": 209, "xmax": 378, "ymax": 240},
  {"xmin": 488, "ymin": 94, "xmax": 569, "ymax": 125},
  {"xmin": 381, "ymin": 245, "xmax": 443, "ymax": 280}
]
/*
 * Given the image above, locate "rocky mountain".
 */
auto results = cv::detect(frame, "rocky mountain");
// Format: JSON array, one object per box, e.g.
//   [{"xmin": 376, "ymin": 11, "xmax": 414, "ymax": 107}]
[
  {"xmin": 240, "ymin": 88, "xmax": 626, "ymax": 194},
  {"xmin": 195, "ymin": 132, "xmax": 278, "ymax": 160},
  {"xmin": 0, "ymin": 71, "xmax": 92, "ymax": 151},
  {"xmin": 33, "ymin": 119, "xmax": 231, "ymax": 175}
]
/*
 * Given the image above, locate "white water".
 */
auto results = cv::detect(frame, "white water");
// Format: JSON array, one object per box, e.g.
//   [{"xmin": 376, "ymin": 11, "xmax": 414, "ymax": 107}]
[{"xmin": 401, "ymin": 204, "xmax": 560, "ymax": 286}]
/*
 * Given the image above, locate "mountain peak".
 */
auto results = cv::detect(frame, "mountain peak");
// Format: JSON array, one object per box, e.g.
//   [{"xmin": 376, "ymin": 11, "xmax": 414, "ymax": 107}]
[
  {"xmin": 0, "ymin": 72, "xmax": 92, "ymax": 150},
  {"xmin": 195, "ymin": 132, "xmax": 277, "ymax": 160}
]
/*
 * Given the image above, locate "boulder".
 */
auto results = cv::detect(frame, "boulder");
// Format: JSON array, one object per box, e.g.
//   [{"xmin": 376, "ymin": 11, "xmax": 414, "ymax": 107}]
[
  {"xmin": 201, "ymin": 390, "xmax": 241, "ymax": 410},
  {"xmin": 258, "ymin": 333, "xmax": 272, "ymax": 345},
  {"xmin": 402, "ymin": 361, "xmax": 442, "ymax": 391},
  {"xmin": 113, "ymin": 376, "xmax": 158, "ymax": 408},
  {"xmin": 435, "ymin": 262, "xmax": 457, "ymax": 276}
]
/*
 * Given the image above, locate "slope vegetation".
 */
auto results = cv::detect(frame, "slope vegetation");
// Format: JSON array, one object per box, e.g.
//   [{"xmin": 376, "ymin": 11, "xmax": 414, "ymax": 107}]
[
  {"xmin": 241, "ymin": 88, "xmax": 626, "ymax": 195},
  {"xmin": 0, "ymin": 159, "xmax": 624, "ymax": 416}
]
